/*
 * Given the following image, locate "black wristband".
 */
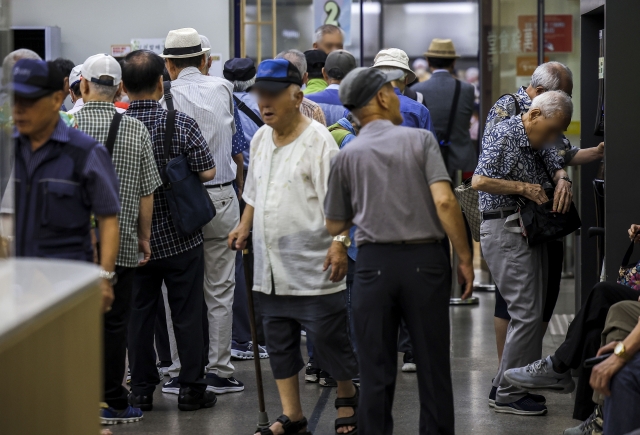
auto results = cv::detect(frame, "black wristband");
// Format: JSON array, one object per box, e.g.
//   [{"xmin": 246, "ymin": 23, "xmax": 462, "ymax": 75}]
[{"xmin": 560, "ymin": 176, "xmax": 573, "ymax": 184}]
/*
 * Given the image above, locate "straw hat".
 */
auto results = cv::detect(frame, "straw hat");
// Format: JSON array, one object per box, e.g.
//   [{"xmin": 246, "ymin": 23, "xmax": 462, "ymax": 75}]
[
  {"xmin": 424, "ymin": 38, "xmax": 460, "ymax": 59},
  {"xmin": 372, "ymin": 48, "xmax": 416, "ymax": 83},
  {"xmin": 160, "ymin": 28, "xmax": 211, "ymax": 59}
]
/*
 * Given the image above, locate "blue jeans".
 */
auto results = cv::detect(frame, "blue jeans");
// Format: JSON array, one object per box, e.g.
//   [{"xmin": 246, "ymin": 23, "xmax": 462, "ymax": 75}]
[{"xmin": 604, "ymin": 352, "xmax": 640, "ymax": 435}]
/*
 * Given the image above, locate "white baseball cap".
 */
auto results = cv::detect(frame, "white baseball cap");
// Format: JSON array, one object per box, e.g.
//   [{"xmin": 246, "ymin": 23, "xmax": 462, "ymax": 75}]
[
  {"xmin": 82, "ymin": 54, "xmax": 121, "ymax": 87},
  {"xmin": 69, "ymin": 64, "xmax": 83, "ymax": 87}
]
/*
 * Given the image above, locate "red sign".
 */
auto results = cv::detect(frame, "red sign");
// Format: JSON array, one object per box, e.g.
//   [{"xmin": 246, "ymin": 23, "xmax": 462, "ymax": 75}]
[{"xmin": 518, "ymin": 15, "xmax": 573, "ymax": 53}]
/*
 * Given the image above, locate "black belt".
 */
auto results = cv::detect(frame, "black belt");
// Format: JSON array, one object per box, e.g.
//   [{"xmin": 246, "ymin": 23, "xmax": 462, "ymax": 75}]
[
  {"xmin": 206, "ymin": 181, "xmax": 233, "ymax": 189},
  {"xmin": 482, "ymin": 208, "xmax": 517, "ymax": 220}
]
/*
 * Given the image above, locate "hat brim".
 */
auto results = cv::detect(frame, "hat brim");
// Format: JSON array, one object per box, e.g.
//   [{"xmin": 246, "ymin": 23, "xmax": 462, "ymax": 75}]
[
  {"xmin": 13, "ymin": 82, "xmax": 57, "ymax": 99},
  {"xmin": 160, "ymin": 47, "xmax": 211, "ymax": 59},
  {"xmin": 424, "ymin": 51, "xmax": 460, "ymax": 59},
  {"xmin": 373, "ymin": 61, "xmax": 416, "ymax": 84},
  {"xmin": 248, "ymin": 80, "xmax": 294, "ymax": 93}
]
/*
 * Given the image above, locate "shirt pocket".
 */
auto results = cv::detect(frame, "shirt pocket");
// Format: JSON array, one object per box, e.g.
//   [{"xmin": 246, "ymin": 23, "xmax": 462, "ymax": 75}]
[{"xmin": 41, "ymin": 180, "xmax": 86, "ymax": 230}]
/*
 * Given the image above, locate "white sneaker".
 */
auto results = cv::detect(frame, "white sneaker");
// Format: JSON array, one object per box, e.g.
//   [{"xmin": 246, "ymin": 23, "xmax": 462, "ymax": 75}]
[{"xmin": 504, "ymin": 355, "xmax": 575, "ymax": 393}]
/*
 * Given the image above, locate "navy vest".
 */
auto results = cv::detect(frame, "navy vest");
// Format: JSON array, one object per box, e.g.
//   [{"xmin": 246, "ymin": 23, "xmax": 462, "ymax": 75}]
[{"xmin": 14, "ymin": 127, "xmax": 99, "ymax": 262}]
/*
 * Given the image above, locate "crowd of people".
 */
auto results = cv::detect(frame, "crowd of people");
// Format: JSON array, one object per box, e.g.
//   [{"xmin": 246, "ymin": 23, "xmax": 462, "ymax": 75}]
[{"xmin": 4, "ymin": 20, "xmax": 640, "ymax": 435}]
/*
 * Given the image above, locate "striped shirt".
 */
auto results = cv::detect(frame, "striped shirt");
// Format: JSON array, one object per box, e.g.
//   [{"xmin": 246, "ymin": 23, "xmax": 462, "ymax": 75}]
[
  {"xmin": 127, "ymin": 100, "xmax": 216, "ymax": 260},
  {"xmin": 162, "ymin": 67, "xmax": 236, "ymax": 184},
  {"xmin": 76, "ymin": 101, "xmax": 162, "ymax": 267}
]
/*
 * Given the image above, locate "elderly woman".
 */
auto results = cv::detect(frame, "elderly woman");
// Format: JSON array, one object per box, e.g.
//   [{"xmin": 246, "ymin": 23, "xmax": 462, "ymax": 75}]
[
  {"xmin": 228, "ymin": 58, "xmax": 358, "ymax": 435},
  {"xmin": 473, "ymin": 90, "xmax": 574, "ymax": 416}
]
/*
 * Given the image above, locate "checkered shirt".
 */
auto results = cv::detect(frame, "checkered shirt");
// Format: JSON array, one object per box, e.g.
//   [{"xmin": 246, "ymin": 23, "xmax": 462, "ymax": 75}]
[
  {"xmin": 126, "ymin": 100, "xmax": 215, "ymax": 260},
  {"xmin": 76, "ymin": 101, "xmax": 162, "ymax": 267}
]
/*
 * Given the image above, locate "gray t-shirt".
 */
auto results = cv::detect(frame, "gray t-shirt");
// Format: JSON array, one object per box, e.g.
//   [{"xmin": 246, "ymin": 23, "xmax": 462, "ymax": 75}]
[{"xmin": 324, "ymin": 119, "xmax": 451, "ymax": 246}]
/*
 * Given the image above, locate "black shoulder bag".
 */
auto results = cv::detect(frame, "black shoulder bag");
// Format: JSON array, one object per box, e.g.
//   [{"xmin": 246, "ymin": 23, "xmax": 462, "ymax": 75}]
[
  {"xmin": 432, "ymin": 79, "xmax": 461, "ymax": 167},
  {"xmin": 514, "ymin": 154, "xmax": 581, "ymax": 247},
  {"xmin": 233, "ymin": 95, "xmax": 264, "ymax": 128},
  {"xmin": 104, "ymin": 112, "xmax": 123, "ymax": 156},
  {"xmin": 163, "ymin": 80, "xmax": 174, "ymax": 111},
  {"xmin": 161, "ymin": 110, "xmax": 216, "ymax": 237}
]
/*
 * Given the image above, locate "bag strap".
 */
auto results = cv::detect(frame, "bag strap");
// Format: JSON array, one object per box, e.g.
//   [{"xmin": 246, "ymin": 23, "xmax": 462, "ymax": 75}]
[
  {"xmin": 163, "ymin": 80, "xmax": 175, "ymax": 112},
  {"xmin": 622, "ymin": 231, "xmax": 640, "ymax": 266},
  {"xmin": 164, "ymin": 110, "xmax": 176, "ymax": 161},
  {"xmin": 233, "ymin": 95, "xmax": 264, "ymax": 128},
  {"xmin": 104, "ymin": 112, "xmax": 123, "ymax": 156},
  {"xmin": 442, "ymin": 79, "xmax": 461, "ymax": 145},
  {"xmin": 498, "ymin": 93, "xmax": 522, "ymax": 116}
]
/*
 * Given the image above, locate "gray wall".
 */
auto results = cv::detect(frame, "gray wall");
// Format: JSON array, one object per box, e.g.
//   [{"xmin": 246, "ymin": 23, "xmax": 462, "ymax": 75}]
[{"xmin": 12, "ymin": 0, "xmax": 230, "ymax": 65}]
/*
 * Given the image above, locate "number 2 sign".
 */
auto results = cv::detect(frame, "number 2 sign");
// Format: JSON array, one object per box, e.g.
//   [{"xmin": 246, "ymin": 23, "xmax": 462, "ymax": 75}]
[{"xmin": 313, "ymin": 0, "xmax": 352, "ymax": 45}]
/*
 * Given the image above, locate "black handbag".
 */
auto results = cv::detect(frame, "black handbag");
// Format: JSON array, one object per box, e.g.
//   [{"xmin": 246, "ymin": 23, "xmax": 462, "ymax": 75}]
[
  {"xmin": 162, "ymin": 110, "xmax": 216, "ymax": 237},
  {"xmin": 514, "ymin": 155, "xmax": 581, "ymax": 247}
]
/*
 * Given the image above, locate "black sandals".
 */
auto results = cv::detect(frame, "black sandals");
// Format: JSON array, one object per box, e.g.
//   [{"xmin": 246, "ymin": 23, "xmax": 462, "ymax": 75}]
[
  {"xmin": 255, "ymin": 415, "xmax": 312, "ymax": 435},
  {"xmin": 334, "ymin": 385, "xmax": 359, "ymax": 435}
]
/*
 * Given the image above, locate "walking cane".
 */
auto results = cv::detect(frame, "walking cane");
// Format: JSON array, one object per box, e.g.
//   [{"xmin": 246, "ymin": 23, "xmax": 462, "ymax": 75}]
[{"xmin": 235, "ymin": 234, "xmax": 270, "ymax": 430}]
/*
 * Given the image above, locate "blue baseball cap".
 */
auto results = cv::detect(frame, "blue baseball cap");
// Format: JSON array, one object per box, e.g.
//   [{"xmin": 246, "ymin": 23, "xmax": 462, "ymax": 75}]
[
  {"xmin": 12, "ymin": 59, "xmax": 65, "ymax": 99},
  {"xmin": 250, "ymin": 58, "xmax": 303, "ymax": 93}
]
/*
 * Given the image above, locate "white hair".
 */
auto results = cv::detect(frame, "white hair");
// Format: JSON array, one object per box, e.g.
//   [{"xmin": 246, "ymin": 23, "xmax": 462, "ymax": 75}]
[
  {"xmin": 530, "ymin": 90, "xmax": 573, "ymax": 119},
  {"xmin": 234, "ymin": 77, "xmax": 256, "ymax": 92},
  {"xmin": 530, "ymin": 61, "xmax": 573, "ymax": 91},
  {"xmin": 314, "ymin": 24, "xmax": 344, "ymax": 43},
  {"xmin": 2, "ymin": 49, "xmax": 41, "ymax": 86},
  {"xmin": 376, "ymin": 66, "xmax": 407, "ymax": 82},
  {"xmin": 199, "ymin": 35, "xmax": 211, "ymax": 59},
  {"xmin": 276, "ymin": 49, "xmax": 307, "ymax": 76}
]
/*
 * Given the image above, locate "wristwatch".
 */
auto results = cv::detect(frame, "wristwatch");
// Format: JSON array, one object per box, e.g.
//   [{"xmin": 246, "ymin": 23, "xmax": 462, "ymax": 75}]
[
  {"xmin": 614, "ymin": 342, "xmax": 630, "ymax": 362},
  {"xmin": 560, "ymin": 176, "xmax": 573, "ymax": 185},
  {"xmin": 99, "ymin": 269, "xmax": 118, "ymax": 286},
  {"xmin": 333, "ymin": 235, "xmax": 352, "ymax": 248}
]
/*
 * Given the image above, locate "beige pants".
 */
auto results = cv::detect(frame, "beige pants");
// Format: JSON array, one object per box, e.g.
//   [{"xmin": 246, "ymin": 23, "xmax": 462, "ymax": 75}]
[{"xmin": 592, "ymin": 300, "xmax": 640, "ymax": 404}]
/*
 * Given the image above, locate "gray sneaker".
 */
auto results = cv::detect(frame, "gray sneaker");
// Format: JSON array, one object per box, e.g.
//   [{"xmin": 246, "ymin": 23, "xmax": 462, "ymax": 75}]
[
  {"xmin": 504, "ymin": 355, "xmax": 575, "ymax": 393},
  {"xmin": 563, "ymin": 405, "xmax": 603, "ymax": 435}
]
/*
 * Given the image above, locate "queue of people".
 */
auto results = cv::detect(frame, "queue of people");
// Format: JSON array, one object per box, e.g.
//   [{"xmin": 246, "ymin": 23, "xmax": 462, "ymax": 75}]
[{"xmin": 5, "ymin": 20, "xmax": 640, "ymax": 435}]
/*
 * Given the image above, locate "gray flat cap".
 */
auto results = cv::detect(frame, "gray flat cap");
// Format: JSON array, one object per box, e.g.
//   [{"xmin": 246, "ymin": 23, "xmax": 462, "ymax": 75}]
[{"xmin": 339, "ymin": 67, "xmax": 404, "ymax": 110}]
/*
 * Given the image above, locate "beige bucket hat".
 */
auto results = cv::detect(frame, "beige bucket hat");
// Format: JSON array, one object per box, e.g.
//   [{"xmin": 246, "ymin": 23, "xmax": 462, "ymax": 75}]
[{"xmin": 372, "ymin": 48, "xmax": 416, "ymax": 83}]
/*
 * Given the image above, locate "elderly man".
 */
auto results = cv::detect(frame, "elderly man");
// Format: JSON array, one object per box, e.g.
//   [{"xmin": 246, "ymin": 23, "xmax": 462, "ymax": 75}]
[
  {"xmin": 303, "ymin": 49, "xmax": 328, "ymax": 95},
  {"xmin": 228, "ymin": 58, "xmax": 358, "ymax": 435},
  {"xmin": 276, "ymin": 49, "xmax": 327, "ymax": 126},
  {"xmin": 161, "ymin": 27, "xmax": 244, "ymax": 393},
  {"xmin": 473, "ymin": 90, "xmax": 574, "ymax": 415},
  {"xmin": 485, "ymin": 61, "xmax": 605, "ymax": 410},
  {"xmin": 372, "ymin": 48, "xmax": 434, "ymax": 132},
  {"xmin": 306, "ymin": 50, "xmax": 357, "ymax": 125},
  {"xmin": 313, "ymin": 24, "xmax": 344, "ymax": 54},
  {"xmin": 74, "ymin": 53, "xmax": 163, "ymax": 423},
  {"xmin": 325, "ymin": 67, "xmax": 473, "ymax": 435}
]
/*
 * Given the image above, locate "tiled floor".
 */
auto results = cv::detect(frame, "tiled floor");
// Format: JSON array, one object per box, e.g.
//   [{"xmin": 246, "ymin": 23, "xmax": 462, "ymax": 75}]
[{"xmin": 113, "ymin": 279, "xmax": 581, "ymax": 435}]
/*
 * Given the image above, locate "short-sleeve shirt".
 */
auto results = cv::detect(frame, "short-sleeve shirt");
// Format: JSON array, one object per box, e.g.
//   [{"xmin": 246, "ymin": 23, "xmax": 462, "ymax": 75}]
[
  {"xmin": 484, "ymin": 86, "xmax": 579, "ymax": 165},
  {"xmin": 324, "ymin": 120, "xmax": 451, "ymax": 246},
  {"xmin": 76, "ymin": 101, "xmax": 162, "ymax": 267},
  {"xmin": 243, "ymin": 120, "xmax": 343, "ymax": 296},
  {"xmin": 395, "ymin": 88, "xmax": 435, "ymax": 133},
  {"xmin": 127, "ymin": 100, "xmax": 216, "ymax": 260},
  {"xmin": 474, "ymin": 115, "xmax": 564, "ymax": 212},
  {"xmin": 300, "ymin": 98, "xmax": 327, "ymax": 126},
  {"xmin": 232, "ymin": 103, "xmax": 250, "ymax": 156}
]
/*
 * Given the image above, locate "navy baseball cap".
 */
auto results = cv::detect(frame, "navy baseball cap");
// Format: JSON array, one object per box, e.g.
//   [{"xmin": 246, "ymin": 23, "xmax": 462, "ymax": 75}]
[
  {"xmin": 12, "ymin": 59, "xmax": 65, "ymax": 99},
  {"xmin": 223, "ymin": 58, "xmax": 256, "ymax": 82},
  {"xmin": 250, "ymin": 58, "xmax": 303, "ymax": 93}
]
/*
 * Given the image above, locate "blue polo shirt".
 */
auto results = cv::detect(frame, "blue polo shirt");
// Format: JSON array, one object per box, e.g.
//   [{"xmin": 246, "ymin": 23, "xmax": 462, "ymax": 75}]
[{"xmin": 305, "ymin": 84, "xmax": 345, "ymax": 126}]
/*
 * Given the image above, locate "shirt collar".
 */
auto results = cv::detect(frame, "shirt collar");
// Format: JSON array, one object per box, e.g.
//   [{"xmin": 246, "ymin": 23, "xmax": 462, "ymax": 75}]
[
  {"xmin": 360, "ymin": 119, "xmax": 394, "ymax": 134},
  {"xmin": 128, "ymin": 99, "xmax": 162, "ymax": 111},
  {"xmin": 13, "ymin": 117, "xmax": 69, "ymax": 143},
  {"xmin": 326, "ymin": 84, "xmax": 340, "ymax": 90},
  {"xmin": 82, "ymin": 101, "xmax": 117, "ymax": 112},
  {"xmin": 393, "ymin": 87, "xmax": 403, "ymax": 96},
  {"xmin": 177, "ymin": 67, "xmax": 202, "ymax": 79},
  {"xmin": 431, "ymin": 69, "xmax": 451, "ymax": 74},
  {"xmin": 511, "ymin": 115, "xmax": 530, "ymax": 148},
  {"xmin": 516, "ymin": 86, "xmax": 532, "ymax": 107}
]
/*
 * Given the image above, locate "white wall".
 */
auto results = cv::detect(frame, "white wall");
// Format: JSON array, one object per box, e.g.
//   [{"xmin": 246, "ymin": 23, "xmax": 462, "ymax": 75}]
[{"xmin": 12, "ymin": 0, "xmax": 230, "ymax": 65}]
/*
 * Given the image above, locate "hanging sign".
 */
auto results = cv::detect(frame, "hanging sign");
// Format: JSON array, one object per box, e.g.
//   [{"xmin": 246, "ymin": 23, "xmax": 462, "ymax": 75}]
[
  {"xmin": 110, "ymin": 45, "xmax": 131, "ymax": 58},
  {"xmin": 313, "ymin": 0, "xmax": 352, "ymax": 45},
  {"xmin": 130, "ymin": 38, "xmax": 166, "ymax": 55},
  {"xmin": 518, "ymin": 15, "xmax": 573, "ymax": 53}
]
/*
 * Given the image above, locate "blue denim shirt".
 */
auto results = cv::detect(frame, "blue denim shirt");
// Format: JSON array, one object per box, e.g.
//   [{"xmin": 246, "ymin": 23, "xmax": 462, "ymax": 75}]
[
  {"xmin": 234, "ymin": 91, "xmax": 262, "ymax": 169},
  {"xmin": 395, "ymin": 87, "xmax": 435, "ymax": 134}
]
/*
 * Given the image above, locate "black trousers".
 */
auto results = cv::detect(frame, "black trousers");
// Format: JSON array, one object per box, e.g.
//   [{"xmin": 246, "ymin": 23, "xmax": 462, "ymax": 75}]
[
  {"xmin": 354, "ymin": 243, "xmax": 454, "ymax": 435},
  {"xmin": 154, "ymin": 297, "xmax": 172, "ymax": 365},
  {"xmin": 129, "ymin": 245, "xmax": 207, "ymax": 395},
  {"xmin": 554, "ymin": 281, "xmax": 639, "ymax": 420},
  {"xmin": 103, "ymin": 266, "xmax": 135, "ymax": 409}
]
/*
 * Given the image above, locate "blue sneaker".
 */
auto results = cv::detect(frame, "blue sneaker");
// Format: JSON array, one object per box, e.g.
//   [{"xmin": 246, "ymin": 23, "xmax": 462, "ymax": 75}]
[
  {"xmin": 162, "ymin": 377, "xmax": 181, "ymax": 395},
  {"xmin": 494, "ymin": 396, "xmax": 548, "ymax": 416},
  {"xmin": 231, "ymin": 340, "xmax": 269, "ymax": 360},
  {"xmin": 489, "ymin": 386, "xmax": 545, "ymax": 408},
  {"xmin": 100, "ymin": 405, "xmax": 143, "ymax": 425},
  {"xmin": 205, "ymin": 373, "xmax": 245, "ymax": 394}
]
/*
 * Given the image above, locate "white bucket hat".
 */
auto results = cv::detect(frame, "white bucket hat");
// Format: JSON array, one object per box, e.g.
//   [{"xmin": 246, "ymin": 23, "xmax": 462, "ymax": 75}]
[
  {"xmin": 160, "ymin": 28, "xmax": 211, "ymax": 59},
  {"xmin": 372, "ymin": 48, "xmax": 416, "ymax": 84}
]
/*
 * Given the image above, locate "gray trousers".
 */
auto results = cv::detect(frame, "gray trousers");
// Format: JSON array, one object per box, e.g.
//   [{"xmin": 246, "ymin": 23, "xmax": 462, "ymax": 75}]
[{"xmin": 481, "ymin": 217, "xmax": 548, "ymax": 404}]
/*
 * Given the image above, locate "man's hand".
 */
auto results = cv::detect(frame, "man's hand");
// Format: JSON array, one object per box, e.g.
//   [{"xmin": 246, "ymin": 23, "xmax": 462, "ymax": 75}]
[
  {"xmin": 522, "ymin": 183, "xmax": 549, "ymax": 205},
  {"xmin": 457, "ymin": 259, "xmax": 475, "ymax": 300},
  {"xmin": 596, "ymin": 341, "xmax": 619, "ymax": 357},
  {"xmin": 629, "ymin": 224, "xmax": 640, "ymax": 243},
  {"xmin": 323, "ymin": 242, "xmax": 348, "ymax": 282},
  {"xmin": 228, "ymin": 223, "xmax": 250, "ymax": 251},
  {"xmin": 101, "ymin": 279, "xmax": 115, "ymax": 313},
  {"xmin": 237, "ymin": 185, "xmax": 244, "ymax": 203},
  {"xmin": 590, "ymin": 343, "xmax": 627, "ymax": 397},
  {"xmin": 596, "ymin": 142, "xmax": 604, "ymax": 157},
  {"xmin": 552, "ymin": 178, "xmax": 573, "ymax": 214},
  {"xmin": 138, "ymin": 238, "xmax": 151, "ymax": 266}
]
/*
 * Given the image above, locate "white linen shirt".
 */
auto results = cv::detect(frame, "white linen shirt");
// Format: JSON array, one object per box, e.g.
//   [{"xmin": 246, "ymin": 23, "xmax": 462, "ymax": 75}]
[
  {"xmin": 162, "ymin": 67, "xmax": 236, "ymax": 184},
  {"xmin": 243, "ymin": 120, "xmax": 344, "ymax": 296}
]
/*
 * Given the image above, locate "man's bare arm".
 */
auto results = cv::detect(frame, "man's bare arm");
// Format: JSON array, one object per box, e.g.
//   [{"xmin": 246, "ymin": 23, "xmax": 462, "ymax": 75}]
[{"xmin": 472, "ymin": 175, "xmax": 549, "ymax": 205}]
